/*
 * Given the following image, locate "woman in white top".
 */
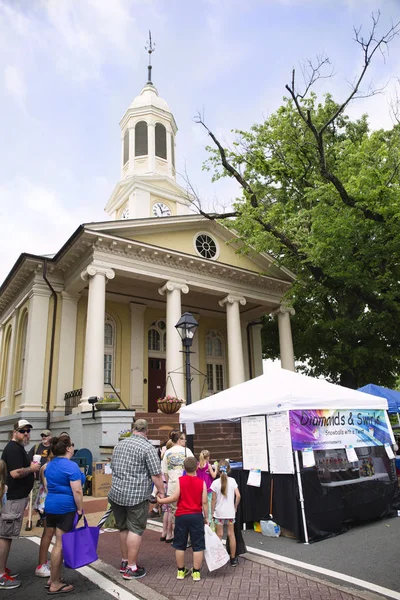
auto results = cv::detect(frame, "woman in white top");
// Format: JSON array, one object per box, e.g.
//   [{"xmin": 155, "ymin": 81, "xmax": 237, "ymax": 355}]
[
  {"xmin": 211, "ymin": 460, "xmax": 241, "ymax": 566},
  {"xmin": 161, "ymin": 431, "xmax": 194, "ymax": 540}
]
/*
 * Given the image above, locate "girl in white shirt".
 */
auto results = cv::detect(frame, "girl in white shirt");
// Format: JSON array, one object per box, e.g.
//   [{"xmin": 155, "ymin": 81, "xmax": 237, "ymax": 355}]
[{"xmin": 210, "ymin": 460, "xmax": 241, "ymax": 566}]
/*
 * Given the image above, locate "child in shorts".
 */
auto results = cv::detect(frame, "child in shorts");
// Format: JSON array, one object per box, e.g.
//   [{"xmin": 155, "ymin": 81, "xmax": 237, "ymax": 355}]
[
  {"xmin": 158, "ymin": 456, "xmax": 208, "ymax": 581},
  {"xmin": 211, "ymin": 460, "xmax": 241, "ymax": 566}
]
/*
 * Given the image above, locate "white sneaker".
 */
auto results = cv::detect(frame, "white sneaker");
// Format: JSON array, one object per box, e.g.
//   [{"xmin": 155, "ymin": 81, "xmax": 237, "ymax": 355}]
[{"xmin": 35, "ymin": 563, "xmax": 51, "ymax": 577}]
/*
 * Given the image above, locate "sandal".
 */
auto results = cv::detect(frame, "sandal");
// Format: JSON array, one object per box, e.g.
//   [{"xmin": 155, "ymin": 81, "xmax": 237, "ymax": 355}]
[
  {"xmin": 47, "ymin": 583, "xmax": 74, "ymax": 595},
  {"xmin": 45, "ymin": 578, "xmax": 66, "ymax": 590},
  {"xmin": 165, "ymin": 537, "xmax": 174, "ymax": 543},
  {"xmin": 160, "ymin": 535, "xmax": 167, "ymax": 542}
]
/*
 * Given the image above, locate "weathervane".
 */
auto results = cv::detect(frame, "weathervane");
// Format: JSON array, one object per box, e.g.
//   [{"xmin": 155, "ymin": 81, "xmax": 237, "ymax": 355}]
[{"xmin": 145, "ymin": 30, "xmax": 155, "ymax": 84}]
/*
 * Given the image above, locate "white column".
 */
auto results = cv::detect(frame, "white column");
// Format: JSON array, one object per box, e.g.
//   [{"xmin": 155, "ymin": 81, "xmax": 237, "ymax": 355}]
[
  {"xmin": 20, "ymin": 285, "xmax": 52, "ymax": 411},
  {"xmin": 3, "ymin": 312, "xmax": 17, "ymax": 415},
  {"xmin": 129, "ymin": 127, "xmax": 135, "ymax": 175},
  {"xmin": 219, "ymin": 295, "xmax": 246, "ymax": 387},
  {"xmin": 272, "ymin": 306, "xmax": 296, "ymax": 371},
  {"xmin": 251, "ymin": 324, "xmax": 264, "ymax": 378},
  {"xmin": 166, "ymin": 130, "xmax": 173, "ymax": 178},
  {"xmin": 158, "ymin": 281, "xmax": 189, "ymax": 400},
  {"xmin": 130, "ymin": 303, "xmax": 146, "ymax": 410},
  {"xmin": 241, "ymin": 322, "xmax": 250, "ymax": 381},
  {"xmin": 148, "ymin": 122, "xmax": 155, "ymax": 173},
  {"xmin": 54, "ymin": 292, "xmax": 80, "ymax": 412},
  {"xmin": 80, "ymin": 265, "xmax": 115, "ymax": 410}
]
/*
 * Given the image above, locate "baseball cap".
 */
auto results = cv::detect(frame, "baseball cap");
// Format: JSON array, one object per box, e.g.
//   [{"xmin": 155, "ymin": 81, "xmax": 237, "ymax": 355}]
[
  {"xmin": 14, "ymin": 419, "xmax": 33, "ymax": 431},
  {"xmin": 133, "ymin": 419, "xmax": 148, "ymax": 432},
  {"xmin": 41, "ymin": 429, "xmax": 51, "ymax": 436}
]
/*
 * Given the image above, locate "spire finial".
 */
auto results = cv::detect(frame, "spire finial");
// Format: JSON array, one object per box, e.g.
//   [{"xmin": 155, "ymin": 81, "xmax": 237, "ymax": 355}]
[{"xmin": 145, "ymin": 30, "xmax": 155, "ymax": 85}]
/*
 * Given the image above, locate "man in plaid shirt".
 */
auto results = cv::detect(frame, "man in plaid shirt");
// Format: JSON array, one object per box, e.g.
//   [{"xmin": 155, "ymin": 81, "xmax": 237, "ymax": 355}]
[{"xmin": 109, "ymin": 419, "xmax": 165, "ymax": 580}]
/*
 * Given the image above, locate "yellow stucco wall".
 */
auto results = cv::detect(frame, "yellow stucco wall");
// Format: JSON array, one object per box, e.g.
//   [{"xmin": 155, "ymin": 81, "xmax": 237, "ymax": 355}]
[
  {"xmin": 129, "ymin": 230, "xmax": 265, "ymax": 274},
  {"xmin": 74, "ymin": 299, "xmax": 131, "ymax": 405}
]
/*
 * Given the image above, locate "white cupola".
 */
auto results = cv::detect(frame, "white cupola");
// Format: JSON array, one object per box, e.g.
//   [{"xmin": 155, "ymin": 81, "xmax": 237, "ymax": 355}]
[{"xmin": 105, "ymin": 33, "xmax": 192, "ymax": 221}]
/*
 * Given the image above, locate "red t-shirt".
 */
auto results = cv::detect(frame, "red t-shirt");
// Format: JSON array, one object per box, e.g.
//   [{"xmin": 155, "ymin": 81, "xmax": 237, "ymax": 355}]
[{"xmin": 176, "ymin": 475, "xmax": 204, "ymax": 516}]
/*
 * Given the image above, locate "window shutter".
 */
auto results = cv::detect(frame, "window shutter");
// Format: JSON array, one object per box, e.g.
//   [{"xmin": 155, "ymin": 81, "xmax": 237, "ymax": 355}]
[
  {"xmin": 155, "ymin": 123, "xmax": 167, "ymax": 159},
  {"xmin": 135, "ymin": 121, "xmax": 148, "ymax": 156}
]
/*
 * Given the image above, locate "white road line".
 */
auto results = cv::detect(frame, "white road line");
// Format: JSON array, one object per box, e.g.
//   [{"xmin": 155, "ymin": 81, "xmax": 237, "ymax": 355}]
[
  {"xmin": 29, "ymin": 536, "xmax": 140, "ymax": 600},
  {"xmin": 245, "ymin": 545, "xmax": 400, "ymax": 600}
]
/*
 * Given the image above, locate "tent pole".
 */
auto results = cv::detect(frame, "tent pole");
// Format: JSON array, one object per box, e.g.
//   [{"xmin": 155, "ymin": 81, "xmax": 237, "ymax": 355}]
[{"xmin": 294, "ymin": 451, "xmax": 309, "ymax": 545}]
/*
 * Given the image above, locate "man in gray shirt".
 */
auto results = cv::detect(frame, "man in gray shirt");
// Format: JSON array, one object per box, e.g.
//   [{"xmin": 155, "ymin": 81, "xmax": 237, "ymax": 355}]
[{"xmin": 109, "ymin": 419, "xmax": 165, "ymax": 580}]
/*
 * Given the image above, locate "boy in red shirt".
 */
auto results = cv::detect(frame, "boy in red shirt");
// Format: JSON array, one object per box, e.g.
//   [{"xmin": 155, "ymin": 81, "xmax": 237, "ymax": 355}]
[{"xmin": 158, "ymin": 456, "xmax": 208, "ymax": 581}]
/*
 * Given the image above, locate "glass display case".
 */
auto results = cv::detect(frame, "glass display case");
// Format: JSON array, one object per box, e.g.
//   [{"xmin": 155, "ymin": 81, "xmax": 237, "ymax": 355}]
[{"xmin": 314, "ymin": 446, "xmax": 391, "ymax": 487}]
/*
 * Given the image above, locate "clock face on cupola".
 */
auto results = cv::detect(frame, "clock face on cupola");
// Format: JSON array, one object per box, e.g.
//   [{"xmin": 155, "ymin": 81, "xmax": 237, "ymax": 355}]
[{"xmin": 152, "ymin": 202, "xmax": 171, "ymax": 217}]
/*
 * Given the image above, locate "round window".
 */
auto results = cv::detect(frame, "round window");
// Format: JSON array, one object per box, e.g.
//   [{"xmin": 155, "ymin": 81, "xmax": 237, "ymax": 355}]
[{"xmin": 195, "ymin": 233, "xmax": 218, "ymax": 259}]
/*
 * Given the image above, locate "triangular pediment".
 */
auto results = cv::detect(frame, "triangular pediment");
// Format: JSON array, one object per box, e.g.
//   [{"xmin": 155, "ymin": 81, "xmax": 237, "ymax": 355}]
[{"xmin": 87, "ymin": 215, "xmax": 295, "ymax": 282}]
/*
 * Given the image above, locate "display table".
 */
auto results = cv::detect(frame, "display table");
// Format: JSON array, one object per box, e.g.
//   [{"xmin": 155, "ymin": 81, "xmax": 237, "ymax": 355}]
[
  {"xmin": 230, "ymin": 466, "xmax": 398, "ymax": 543},
  {"xmin": 321, "ymin": 473, "xmax": 389, "ymax": 487}
]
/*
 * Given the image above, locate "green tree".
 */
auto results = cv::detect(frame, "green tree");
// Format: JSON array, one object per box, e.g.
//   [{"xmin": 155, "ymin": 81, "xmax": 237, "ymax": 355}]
[{"xmin": 197, "ymin": 16, "xmax": 400, "ymax": 389}]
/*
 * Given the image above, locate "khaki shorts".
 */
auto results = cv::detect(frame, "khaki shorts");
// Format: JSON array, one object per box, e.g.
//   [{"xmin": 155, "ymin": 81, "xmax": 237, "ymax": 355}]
[
  {"xmin": 109, "ymin": 499, "xmax": 148, "ymax": 536},
  {"xmin": 0, "ymin": 497, "xmax": 29, "ymax": 539}
]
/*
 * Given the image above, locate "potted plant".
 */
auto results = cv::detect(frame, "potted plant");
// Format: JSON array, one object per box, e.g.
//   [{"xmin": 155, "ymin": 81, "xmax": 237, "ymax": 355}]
[
  {"xmin": 157, "ymin": 395, "xmax": 185, "ymax": 414},
  {"xmin": 95, "ymin": 395, "xmax": 121, "ymax": 411}
]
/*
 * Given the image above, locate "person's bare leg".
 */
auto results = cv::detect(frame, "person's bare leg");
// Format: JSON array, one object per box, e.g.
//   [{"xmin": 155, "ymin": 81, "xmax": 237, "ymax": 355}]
[
  {"xmin": 126, "ymin": 531, "xmax": 142, "ymax": 565},
  {"xmin": 49, "ymin": 528, "xmax": 74, "ymax": 593},
  {"xmin": 161, "ymin": 512, "xmax": 168, "ymax": 537},
  {"xmin": 193, "ymin": 551, "xmax": 203, "ymax": 570},
  {"xmin": 0, "ymin": 538, "xmax": 12, "ymax": 574},
  {"xmin": 119, "ymin": 530, "xmax": 128, "ymax": 560},
  {"xmin": 227, "ymin": 523, "xmax": 236, "ymax": 558},
  {"xmin": 166, "ymin": 511, "xmax": 173, "ymax": 539},
  {"xmin": 175, "ymin": 549, "xmax": 185, "ymax": 569},
  {"xmin": 39, "ymin": 525, "xmax": 54, "ymax": 566},
  {"xmin": 215, "ymin": 524, "xmax": 223, "ymax": 540}
]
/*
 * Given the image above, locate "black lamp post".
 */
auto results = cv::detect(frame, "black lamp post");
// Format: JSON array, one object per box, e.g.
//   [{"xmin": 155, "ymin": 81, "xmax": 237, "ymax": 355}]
[{"xmin": 175, "ymin": 312, "xmax": 198, "ymax": 452}]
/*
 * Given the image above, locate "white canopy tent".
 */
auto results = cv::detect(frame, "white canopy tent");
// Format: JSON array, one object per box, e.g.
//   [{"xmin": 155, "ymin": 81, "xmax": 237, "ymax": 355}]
[
  {"xmin": 179, "ymin": 369, "xmax": 388, "ymax": 425},
  {"xmin": 180, "ymin": 369, "xmax": 391, "ymax": 544}
]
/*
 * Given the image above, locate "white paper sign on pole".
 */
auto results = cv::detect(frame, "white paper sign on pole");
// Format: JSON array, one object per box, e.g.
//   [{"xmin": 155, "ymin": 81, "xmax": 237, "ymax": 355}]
[
  {"xmin": 240, "ymin": 416, "xmax": 268, "ymax": 472},
  {"xmin": 385, "ymin": 443, "xmax": 395, "ymax": 459},
  {"xmin": 267, "ymin": 412, "xmax": 294, "ymax": 474},
  {"xmin": 345, "ymin": 446, "xmax": 358, "ymax": 463},
  {"xmin": 302, "ymin": 448, "xmax": 315, "ymax": 468}
]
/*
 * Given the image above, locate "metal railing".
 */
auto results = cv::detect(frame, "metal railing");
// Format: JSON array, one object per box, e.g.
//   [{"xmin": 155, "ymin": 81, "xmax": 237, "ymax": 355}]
[{"xmin": 64, "ymin": 388, "xmax": 83, "ymax": 415}]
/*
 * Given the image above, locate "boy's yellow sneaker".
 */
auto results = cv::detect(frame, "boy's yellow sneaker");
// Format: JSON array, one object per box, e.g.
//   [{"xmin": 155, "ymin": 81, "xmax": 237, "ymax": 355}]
[
  {"xmin": 191, "ymin": 569, "xmax": 201, "ymax": 582},
  {"xmin": 176, "ymin": 567, "xmax": 189, "ymax": 580}
]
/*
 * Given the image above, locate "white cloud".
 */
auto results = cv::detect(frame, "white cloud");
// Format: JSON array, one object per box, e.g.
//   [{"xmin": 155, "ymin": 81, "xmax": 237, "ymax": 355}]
[{"xmin": 4, "ymin": 65, "xmax": 26, "ymax": 107}]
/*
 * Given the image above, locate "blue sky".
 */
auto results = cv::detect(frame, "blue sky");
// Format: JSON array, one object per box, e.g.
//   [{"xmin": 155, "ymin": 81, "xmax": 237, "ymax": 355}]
[{"xmin": 0, "ymin": 0, "xmax": 399, "ymax": 284}]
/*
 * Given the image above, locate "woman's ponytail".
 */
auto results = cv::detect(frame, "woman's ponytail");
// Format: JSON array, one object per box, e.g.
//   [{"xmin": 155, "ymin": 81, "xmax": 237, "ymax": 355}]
[{"xmin": 218, "ymin": 459, "xmax": 230, "ymax": 497}]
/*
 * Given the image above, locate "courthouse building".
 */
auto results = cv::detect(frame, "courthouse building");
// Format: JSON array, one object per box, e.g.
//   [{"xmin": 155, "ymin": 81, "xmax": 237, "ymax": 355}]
[{"xmin": 0, "ymin": 66, "xmax": 295, "ymax": 455}]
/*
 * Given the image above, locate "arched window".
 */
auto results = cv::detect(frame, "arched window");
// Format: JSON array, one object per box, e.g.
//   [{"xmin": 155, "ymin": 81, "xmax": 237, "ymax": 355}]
[
  {"xmin": 155, "ymin": 123, "xmax": 167, "ymax": 159},
  {"xmin": 148, "ymin": 320, "xmax": 167, "ymax": 354},
  {"xmin": 104, "ymin": 315, "xmax": 116, "ymax": 385},
  {"xmin": 205, "ymin": 330, "xmax": 225, "ymax": 394},
  {"xmin": 135, "ymin": 121, "xmax": 148, "ymax": 156},
  {"xmin": 0, "ymin": 326, "xmax": 12, "ymax": 398},
  {"xmin": 17, "ymin": 311, "xmax": 28, "ymax": 389},
  {"xmin": 123, "ymin": 129, "xmax": 129, "ymax": 165}
]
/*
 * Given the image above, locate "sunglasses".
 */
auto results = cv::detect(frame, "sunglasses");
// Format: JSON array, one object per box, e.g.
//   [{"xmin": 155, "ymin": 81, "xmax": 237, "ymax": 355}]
[
  {"xmin": 41, "ymin": 434, "xmax": 49, "ymax": 438},
  {"xmin": 18, "ymin": 429, "xmax": 31, "ymax": 434}
]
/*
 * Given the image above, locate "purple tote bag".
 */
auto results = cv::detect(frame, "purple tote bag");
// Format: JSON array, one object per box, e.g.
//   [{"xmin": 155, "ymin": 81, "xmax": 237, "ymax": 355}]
[{"xmin": 62, "ymin": 512, "xmax": 100, "ymax": 569}]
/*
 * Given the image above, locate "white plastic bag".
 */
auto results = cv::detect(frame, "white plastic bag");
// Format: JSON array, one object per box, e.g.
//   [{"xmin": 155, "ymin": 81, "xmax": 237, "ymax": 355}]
[
  {"xmin": 260, "ymin": 519, "xmax": 281, "ymax": 537},
  {"xmin": 204, "ymin": 524, "xmax": 229, "ymax": 571}
]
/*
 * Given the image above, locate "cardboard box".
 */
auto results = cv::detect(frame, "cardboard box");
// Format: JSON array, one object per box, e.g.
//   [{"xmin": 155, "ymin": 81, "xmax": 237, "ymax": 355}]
[
  {"xmin": 92, "ymin": 462, "xmax": 112, "ymax": 497},
  {"xmin": 92, "ymin": 472, "xmax": 112, "ymax": 497}
]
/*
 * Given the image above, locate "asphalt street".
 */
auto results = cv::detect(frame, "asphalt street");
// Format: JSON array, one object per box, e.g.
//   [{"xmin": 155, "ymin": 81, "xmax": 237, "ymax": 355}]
[
  {"xmin": 242, "ymin": 514, "xmax": 400, "ymax": 594},
  {"xmin": 4, "ymin": 537, "xmax": 139, "ymax": 600}
]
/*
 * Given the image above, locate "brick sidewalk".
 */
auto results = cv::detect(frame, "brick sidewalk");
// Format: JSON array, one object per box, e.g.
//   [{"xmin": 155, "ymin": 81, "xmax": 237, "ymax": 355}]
[{"xmin": 97, "ymin": 527, "xmax": 369, "ymax": 600}]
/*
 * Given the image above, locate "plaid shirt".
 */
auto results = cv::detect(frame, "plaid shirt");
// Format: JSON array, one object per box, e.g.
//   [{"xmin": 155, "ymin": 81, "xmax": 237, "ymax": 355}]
[{"xmin": 109, "ymin": 434, "xmax": 161, "ymax": 506}]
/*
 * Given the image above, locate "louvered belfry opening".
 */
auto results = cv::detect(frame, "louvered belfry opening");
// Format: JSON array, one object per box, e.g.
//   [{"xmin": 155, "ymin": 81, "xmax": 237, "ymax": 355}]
[
  {"xmin": 135, "ymin": 121, "xmax": 148, "ymax": 156},
  {"xmin": 123, "ymin": 129, "xmax": 129, "ymax": 165},
  {"xmin": 155, "ymin": 123, "xmax": 167, "ymax": 159}
]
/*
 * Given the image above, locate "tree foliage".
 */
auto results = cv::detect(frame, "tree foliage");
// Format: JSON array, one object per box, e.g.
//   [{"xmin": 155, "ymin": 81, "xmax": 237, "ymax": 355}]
[{"xmin": 198, "ymin": 16, "xmax": 400, "ymax": 389}]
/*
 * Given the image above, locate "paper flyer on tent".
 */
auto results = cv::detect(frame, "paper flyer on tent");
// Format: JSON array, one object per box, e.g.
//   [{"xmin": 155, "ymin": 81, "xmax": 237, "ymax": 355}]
[
  {"xmin": 247, "ymin": 469, "xmax": 261, "ymax": 487},
  {"xmin": 267, "ymin": 412, "xmax": 294, "ymax": 474},
  {"xmin": 241, "ymin": 416, "xmax": 268, "ymax": 472},
  {"xmin": 302, "ymin": 448, "xmax": 315, "ymax": 468},
  {"xmin": 289, "ymin": 409, "xmax": 392, "ymax": 451}
]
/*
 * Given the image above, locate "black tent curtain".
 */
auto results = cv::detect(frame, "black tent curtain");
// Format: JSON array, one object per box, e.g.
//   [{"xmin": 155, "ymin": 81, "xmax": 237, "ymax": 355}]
[{"xmin": 230, "ymin": 452, "xmax": 399, "ymax": 543}]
